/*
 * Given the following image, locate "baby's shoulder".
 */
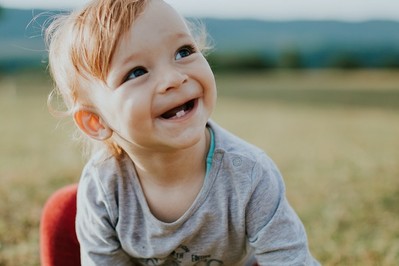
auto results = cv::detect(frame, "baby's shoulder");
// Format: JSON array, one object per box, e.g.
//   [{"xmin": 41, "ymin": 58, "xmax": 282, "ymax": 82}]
[
  {"xmin": 211, "ymin": 121, "xmax": 270, "ymax": 165},
  {"xmin": 210, "ymin": 123, "xmax": 283, "ymax": 204},
  {"xmin": 81, "ymin": 151, "xmax": 133, "ymax": 189},
  {"xmin": 210, "ymin": 122, "xmax": 278, "ymax": 181}
]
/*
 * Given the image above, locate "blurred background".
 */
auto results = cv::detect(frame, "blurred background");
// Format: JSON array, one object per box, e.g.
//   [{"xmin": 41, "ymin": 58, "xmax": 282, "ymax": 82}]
[{"xmin": 0, "ymin": 0, "xmax": 398, "ymax": 265}]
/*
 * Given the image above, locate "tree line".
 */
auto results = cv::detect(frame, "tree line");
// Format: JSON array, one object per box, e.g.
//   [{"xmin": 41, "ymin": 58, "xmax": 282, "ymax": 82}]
[{"xmin": 207, "ymin": 48, "xmax": 399, "ymax": 72}]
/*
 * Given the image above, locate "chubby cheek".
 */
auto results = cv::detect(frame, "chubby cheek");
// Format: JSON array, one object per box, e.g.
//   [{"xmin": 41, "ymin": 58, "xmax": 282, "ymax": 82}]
[
  {"xmin": 201, "ymin": 63, "xmax": 217, "ymax": 110},
  {"xmin": 95, "ymin": 89, "xmax": 151, "ymax": 133}
]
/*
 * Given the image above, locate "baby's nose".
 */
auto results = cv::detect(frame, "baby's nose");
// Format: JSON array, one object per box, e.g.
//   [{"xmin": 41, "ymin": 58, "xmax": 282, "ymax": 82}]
[{"xmin": 156, "ymin": 67, "xmax": 188, "ymax": 93}]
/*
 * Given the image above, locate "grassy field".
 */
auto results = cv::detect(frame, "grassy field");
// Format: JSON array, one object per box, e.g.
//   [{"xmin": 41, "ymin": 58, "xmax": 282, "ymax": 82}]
[{"xmin": 0, "ymin": 69, "xmax": 398, "ymax": 265}]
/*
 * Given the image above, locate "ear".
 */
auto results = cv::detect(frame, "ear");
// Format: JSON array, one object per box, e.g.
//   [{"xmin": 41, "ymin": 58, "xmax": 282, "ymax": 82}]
[{"xmin": 73, "ymin": 109, "xmax": 112, "ymax": 140}]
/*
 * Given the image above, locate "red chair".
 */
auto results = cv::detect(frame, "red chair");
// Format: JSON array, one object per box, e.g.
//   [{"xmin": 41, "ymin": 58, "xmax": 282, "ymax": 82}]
[{"xmin": 40, "ymin": 184, "xmax": 80, "ymax": 266}]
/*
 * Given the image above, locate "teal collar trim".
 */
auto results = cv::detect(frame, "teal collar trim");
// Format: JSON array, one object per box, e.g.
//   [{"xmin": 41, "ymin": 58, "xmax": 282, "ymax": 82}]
[{"xmin": 206, "ymin": 126, "xmax": 215, "ymax": 176}]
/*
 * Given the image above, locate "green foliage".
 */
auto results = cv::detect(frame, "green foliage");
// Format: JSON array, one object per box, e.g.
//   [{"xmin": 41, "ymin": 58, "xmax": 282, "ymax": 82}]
[
  {"xmin": 278, "ymin": 49, "xmax": 303, "ymax": 69},
  {"xmin": 328, "ymin": 53, "xmax": 361, "ymax": 69},
  {"xmin": 206, "ymin": 52, "xmax": 275, "ymax": 73},
  {"xmin": 382, "ymin": 54, "xmax": 399, "ymax": 68}
]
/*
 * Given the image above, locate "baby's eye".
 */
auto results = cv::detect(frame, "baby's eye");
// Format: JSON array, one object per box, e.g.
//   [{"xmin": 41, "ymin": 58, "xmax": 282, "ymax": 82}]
[
  {"xmin": 125, "ymin": 67, "xmax": 148, "ymax": 82},
  {"xmin": 175, "ymin": 45, "xmax": 196, "ymax": 60}
]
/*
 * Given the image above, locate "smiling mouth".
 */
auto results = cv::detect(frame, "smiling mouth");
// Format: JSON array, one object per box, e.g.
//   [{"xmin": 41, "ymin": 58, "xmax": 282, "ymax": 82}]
[{"xmin": 161, "ymin": 99, "xmax": 196, "ymax": 119}]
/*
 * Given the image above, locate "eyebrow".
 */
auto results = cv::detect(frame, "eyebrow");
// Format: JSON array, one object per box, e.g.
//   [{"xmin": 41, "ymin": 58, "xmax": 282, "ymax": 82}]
[
  {"xmin": 120, "ymin": 32, "xmax": 190, "ymax": 64},
  {"xmin": 120, "ymin": 53, "xmax": 139, "ymax": 71},
  {"xmin": 106, "ymin": 52, "xmax": 139, "ymax": 87},
  {"xmin": 172, "ymin": 32, "xmax": 193, "ymax": 40}
]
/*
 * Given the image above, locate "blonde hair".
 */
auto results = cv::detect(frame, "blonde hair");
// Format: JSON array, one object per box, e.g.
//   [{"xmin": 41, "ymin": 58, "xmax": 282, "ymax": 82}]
[{"xmin": 46, "ymin": 0, "xmax": 210, "ymax": 158}]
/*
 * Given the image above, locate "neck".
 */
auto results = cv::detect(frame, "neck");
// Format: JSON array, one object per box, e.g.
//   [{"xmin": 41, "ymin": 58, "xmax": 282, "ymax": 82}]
[{"xmin": 124, "ymin": 128, "xmax": 210, "ymax": 188}]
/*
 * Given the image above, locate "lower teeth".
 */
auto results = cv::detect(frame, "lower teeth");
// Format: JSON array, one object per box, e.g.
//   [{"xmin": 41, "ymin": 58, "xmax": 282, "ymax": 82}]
[{"xmin": 176, "ymin": 110, "xmax": 185, "ymax": 118}]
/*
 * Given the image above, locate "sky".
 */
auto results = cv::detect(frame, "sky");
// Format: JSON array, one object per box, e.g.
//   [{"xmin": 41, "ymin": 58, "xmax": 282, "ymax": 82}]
[{"xmin": 0, "ymin": 0, "xmax": 398, "ymax": 21}]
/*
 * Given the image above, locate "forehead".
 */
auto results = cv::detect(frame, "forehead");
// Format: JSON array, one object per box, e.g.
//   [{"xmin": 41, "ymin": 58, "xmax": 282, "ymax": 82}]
[
  {"xmin": 113, "ymin": 0, "xmax": 191, "ymax": 57},
  {"xmin": 135, "ymin": 0, "xmax": 189, "ymax": 33}
]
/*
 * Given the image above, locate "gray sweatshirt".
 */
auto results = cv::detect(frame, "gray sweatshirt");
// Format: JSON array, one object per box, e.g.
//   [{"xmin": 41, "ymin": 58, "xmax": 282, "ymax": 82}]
[{"xmin": 76, "ymin": 121, "xmax": 320, "ymax": 265}]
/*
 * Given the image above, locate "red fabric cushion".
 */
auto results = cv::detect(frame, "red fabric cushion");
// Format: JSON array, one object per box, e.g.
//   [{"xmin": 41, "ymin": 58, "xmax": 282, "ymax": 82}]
[{"xmin": 40, "ymin": 184, "xmax": 80, "ymax": 266}]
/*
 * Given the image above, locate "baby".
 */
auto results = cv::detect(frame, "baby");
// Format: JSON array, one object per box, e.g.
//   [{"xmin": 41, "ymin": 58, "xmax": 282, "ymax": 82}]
[{"xmin": 45, "ymin": 0, "xmax": 320, "ymax": 265}]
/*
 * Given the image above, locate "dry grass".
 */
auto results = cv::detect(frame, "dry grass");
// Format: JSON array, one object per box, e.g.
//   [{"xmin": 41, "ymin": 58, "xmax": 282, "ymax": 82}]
[
  {"xmin": 0, "ymin": 71, "xmax": 83, "ymax": 266},
  {"xmin": 213, "ymin": 99, "xmax": 399, "ymax": 265},
  {"xmin": 0, "ymin": 69, "xmax": 398, "ymax": 265}
]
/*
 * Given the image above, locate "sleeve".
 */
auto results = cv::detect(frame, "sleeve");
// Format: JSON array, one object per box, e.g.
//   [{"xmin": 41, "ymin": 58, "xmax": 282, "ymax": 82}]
[
  {"xmin": 246, "ymin": 157, "xmax": 320, "ymax": 266},
  {"xmin": 76, "ymin": 164, "xmax": 133, "ymax": 266}
]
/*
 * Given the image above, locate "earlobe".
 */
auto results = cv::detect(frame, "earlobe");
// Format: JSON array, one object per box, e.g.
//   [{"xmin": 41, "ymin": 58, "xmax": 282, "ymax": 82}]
[{"xmin": 73, "ymin": 110, "xmax": 112, "ymax": 140}]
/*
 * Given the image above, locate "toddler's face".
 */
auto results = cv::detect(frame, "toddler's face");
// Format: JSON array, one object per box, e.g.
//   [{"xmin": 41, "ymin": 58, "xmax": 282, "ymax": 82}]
[{"xmin": 93, "ymin": 0, "xmax": 217, "ymax": 152}]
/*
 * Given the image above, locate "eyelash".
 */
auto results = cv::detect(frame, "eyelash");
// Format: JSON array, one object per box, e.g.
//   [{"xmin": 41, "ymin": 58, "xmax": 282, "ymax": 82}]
[
  {"xmin": 124, "ymin": 66, "xmax": 148, "ymax": 82},
  {"xmin": 175, "ymin": 44, "xmax": 196, "ymax": 60}
]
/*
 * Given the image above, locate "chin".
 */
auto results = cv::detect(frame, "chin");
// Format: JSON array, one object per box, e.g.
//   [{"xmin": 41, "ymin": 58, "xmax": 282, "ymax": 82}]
[
  {"xmin": 162, "ymin": 121, "xmax": 208, "ymax": 150},
  {"xmin": 176, "ymin": 126, "xmax": 206, "ymax": 146}
]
